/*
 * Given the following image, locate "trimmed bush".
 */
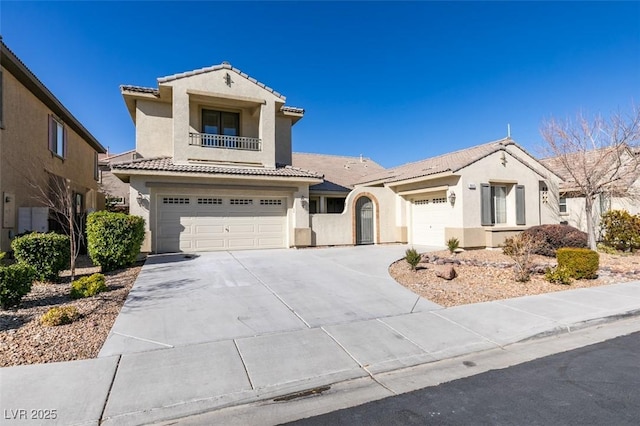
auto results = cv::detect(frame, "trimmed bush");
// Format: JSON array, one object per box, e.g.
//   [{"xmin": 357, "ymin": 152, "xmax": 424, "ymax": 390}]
[
  {"xmin": 405, "ymin": 248, "xmax": 421, "ymax": 271},
  {"xmin": 544, "ymin": 266, "xmax": 573, "ymax": 285},
  {"xmin": 557, "ymin": 247, "xmax": 599, "ymax": 280},
  {"xmin": 446, "ymin": 237, "xmax": 460, "ymax": 254},
  {"xmin": 87, "ymin": 212, "xmax": 145, "ymax": 272},
  {"xmin": 70, "ymin": 273, "xmax": 107, "ymax": 299},
  {"xmin": 11, "ymin": 232, "xmax": 70, "ymax": 281},
  {"xmin": 600, "ymin": 210, "xmax": 640, "ymax": 252},
  {"xmin": 522, "ymin": 224, "xmax": 588, "ymax": 257},
  {"xmin": 40, "ymin": 305, "xmax": 80, "ymax": 326},
  {"xmin": 0, "ymin": 263, "xmax": 36, "ymax": 309}
]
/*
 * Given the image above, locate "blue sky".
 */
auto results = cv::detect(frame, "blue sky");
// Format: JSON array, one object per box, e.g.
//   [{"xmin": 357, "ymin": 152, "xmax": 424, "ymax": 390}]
[{"xmin": 2, "ymin": 1, "xmax": 639, "ymax": 167}]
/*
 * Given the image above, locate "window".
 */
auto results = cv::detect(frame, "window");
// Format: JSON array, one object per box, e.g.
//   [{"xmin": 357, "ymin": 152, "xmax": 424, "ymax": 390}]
[
  {"xmin": 230, "ymin": 199, "xmax": 253, "ymax": 205},
  {"xmin": 481, "ymin": 183, "xmax": 525, "ymax": 226},
  {"xmin": 48, "ymin": 115, "xmax": 66, "ymax": 158},
  {"xmin": 559, "ymin": 196, "xmax": 567, "ymax": 214},
  {"xmin": 163, "ymin": 197, "xmax": 190, "ymax": 204},
  {"xmin": 197, "ymin": 198, "xmax": 222, "ymax": 205},
  {"xmin": 202, "ymin": 109, "xmax": 239, "ymax": 136},
  {"xmin": 309, "ymin": 199, "xmax": 317, "ymax": 214},
  {"xmin": 326, "ymin": 197, "xmax": 345, "ymax": 214},
  {"xmin": 260, "ymin": 199, "xmax": 283, "ymax": 206}
]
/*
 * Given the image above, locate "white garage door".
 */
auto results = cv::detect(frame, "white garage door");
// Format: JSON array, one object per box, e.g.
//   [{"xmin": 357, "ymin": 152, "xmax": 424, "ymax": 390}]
[
  {"xmin": 156, "ymin": 195, "xmax": 287, "ymax": 253},
  {"xmin": 410, "ymin": 195, "xmax": 448, "ymax": 246}
]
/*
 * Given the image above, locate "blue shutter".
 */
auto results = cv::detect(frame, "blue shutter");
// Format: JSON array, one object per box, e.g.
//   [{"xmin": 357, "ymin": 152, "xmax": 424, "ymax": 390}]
[
  {"xmin": 516, "ymin": 185, "xmax": 526, "ymax": 225},
  {"xmin": 481, "ymin": 183, "xmax": 492, "ymax": 226}
]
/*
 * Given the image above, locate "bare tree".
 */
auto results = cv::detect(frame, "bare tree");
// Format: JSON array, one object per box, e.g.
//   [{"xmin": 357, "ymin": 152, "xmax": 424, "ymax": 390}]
[
  {"xmin": 540, "ymin": 108, "xmax": 640, "ymax": 249},
  {"xmin": 29, "ymin": 172, "xmax": 84, "ymax": 281}
]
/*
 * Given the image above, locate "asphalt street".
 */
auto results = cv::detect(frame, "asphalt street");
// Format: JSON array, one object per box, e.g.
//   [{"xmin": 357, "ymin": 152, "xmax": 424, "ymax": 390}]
[{"xmin": 287, "ymin": 331, "xmax": 640, "ymax": 426}]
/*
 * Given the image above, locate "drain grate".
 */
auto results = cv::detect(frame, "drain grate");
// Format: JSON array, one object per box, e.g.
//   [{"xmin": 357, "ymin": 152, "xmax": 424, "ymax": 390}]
[{"xmin": 273, "ymin": 385, "xmax": 331, "ymax": 402}]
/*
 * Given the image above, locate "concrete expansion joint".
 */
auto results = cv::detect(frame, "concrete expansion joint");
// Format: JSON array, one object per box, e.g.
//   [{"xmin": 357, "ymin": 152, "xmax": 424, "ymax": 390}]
[
  {"xmin": 99, "ymin": 355, "xmax": 121, "ymax": 425},
  {"xmin": 111, "ymin": 331, "xmax": 174, "ymax": 349},
  {"xmin": 320, "ymin": 326, "xmax": 398, "ymax": 396},
  {"xmin": 430, "ymin": 311, "xmax": 503, "ymax": 348},
  {"xmin": 233, "ymin": 339, "xmax": 256, "ymax": 390},
  {"xmin": 229, "ymin": 252, "xmax": 311, "ymax": 328}
]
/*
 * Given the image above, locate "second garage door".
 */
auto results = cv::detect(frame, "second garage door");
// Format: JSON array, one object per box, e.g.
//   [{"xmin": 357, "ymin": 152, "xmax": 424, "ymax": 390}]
[
  {"xmin": 410, "ymin": 195, "xmax": 448, "ymax": 246},
  {"xmin": 156, "ymin": 195, "xmax": 287, "ymax": 253}
]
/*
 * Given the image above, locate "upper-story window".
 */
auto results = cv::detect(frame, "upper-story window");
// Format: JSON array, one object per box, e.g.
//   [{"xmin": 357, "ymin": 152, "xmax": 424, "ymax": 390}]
[
  {"xmin": 48, "ymin": 115, "xmax": 66, "ymax": 158},
  {"xmin": 559, "ymin": 196, "xmax": 567, "ymax": 214},
  {"xmin": 202, "ymin": 109, "xmax": 239, "ymax": 136}
]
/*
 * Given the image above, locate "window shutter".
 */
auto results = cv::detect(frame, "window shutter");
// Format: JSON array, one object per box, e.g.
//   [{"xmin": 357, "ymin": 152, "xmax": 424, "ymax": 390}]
[
  {"xmin": 48, "ymin": 115, "xmax": 55, "ymax": 152},
  {"xmin": 516, "ymin": 185, "xmax": 526, "ymax": 225},
  {"xmin": 481, "ymin": 183, "xmax": 492, "ymax": 226}
]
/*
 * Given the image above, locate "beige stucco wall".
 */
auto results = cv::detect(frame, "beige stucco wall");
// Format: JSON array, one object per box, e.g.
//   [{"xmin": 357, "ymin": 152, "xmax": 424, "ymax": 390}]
[
  {"xmin": 0, "ymin": 68, "xmax": 100, "ymax": 251},
  {"xmin": 309, "ymin": 186, "xmax": 398, "ymax": 246},
  {"xmin": 127, "ymin": 174, "xmax": 311, "ymax": 253},
  {"xmin": 275, "ymin": 116, "xmax": 293, "ymax": 166},
  {"xmin": 162, "ymin": 69, "xmax": 282, "ymax": 167},
  {"xmin": 135, "ymin": 100, "xmax": 172, "ymax": 158}
]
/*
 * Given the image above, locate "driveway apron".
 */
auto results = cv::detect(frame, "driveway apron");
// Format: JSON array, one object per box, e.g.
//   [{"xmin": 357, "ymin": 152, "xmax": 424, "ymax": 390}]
[{"xmin": 100, "ymin": 245, "xmax": 442, "ymax": 356}]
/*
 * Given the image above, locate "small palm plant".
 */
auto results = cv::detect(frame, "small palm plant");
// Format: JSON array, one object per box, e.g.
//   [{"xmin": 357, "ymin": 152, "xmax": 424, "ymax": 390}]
[
  {"xmin": 405, "ymin": 247, "xmax": 421, "ymax": 271},
  {"xmin": 447, "ymin": 237, "xmax": 460, "ymax": 254}
]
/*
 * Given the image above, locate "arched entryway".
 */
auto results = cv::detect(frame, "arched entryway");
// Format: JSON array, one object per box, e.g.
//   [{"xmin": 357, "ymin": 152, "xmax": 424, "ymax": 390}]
[{"xmin": 355, "ymin": 196, "xmax": 374, "ymax": 245}]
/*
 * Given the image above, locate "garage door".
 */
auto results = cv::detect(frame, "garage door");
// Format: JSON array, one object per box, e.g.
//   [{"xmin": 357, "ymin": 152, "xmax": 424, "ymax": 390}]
[
  {"xmin": 410, "ymin": 195, "xmax": 448, "ymax": 246},
  {"xmin": 156, "ymin": 195, "xmax": 287, "ymax": 253}
]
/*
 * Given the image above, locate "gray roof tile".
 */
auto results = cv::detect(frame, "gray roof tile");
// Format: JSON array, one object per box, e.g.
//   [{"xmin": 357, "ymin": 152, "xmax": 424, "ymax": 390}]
[{"xmin": 112, "ymin": 157, "xmax": 322, "ymax": 179}]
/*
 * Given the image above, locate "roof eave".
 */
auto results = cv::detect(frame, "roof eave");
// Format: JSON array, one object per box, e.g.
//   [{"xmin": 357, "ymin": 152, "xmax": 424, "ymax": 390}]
[
  {"xmin": 1, "ymin": 41, "xmax": 106, "ymax": 153},
  {"xmin": 112, "ymin": 168, "xmax": 322, "ymax": 184}
]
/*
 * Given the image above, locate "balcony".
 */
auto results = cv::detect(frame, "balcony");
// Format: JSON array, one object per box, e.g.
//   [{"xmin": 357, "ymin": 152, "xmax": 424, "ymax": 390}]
[{"xmin": 189, "ymin": 132, "xmax": 261, "ymax": 151}]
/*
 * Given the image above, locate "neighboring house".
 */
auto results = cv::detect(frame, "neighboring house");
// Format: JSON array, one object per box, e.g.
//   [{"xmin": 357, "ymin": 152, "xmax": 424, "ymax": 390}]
[
  {"xmin": 112, "ymin": 63, "xmax": 322, "ymax": 253},
  {"xmin": 0, "ymin": 40, "xmax": 106, "ymax": 252},
  {"xmin": 540, "ymin": 146, "xmax": 640, "ymax": 235},
  {"xmin": 98, "ymin": 150, "xmax": 140, "ymax": 212}
]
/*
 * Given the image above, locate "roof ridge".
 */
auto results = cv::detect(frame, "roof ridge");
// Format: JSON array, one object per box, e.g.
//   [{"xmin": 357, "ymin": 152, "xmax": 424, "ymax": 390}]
[
  {"xmin": 156, "ymin": 62, "xmax": 286, "ymax": 100},
  {"xmin": 293, "ymin": 152, "xmax": 377, "ymax": 162}
]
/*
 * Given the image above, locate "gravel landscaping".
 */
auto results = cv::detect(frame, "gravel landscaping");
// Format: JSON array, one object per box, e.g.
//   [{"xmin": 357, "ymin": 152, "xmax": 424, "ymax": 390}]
[
  {"xmin": 0, "ymin": 257, "xmax": 142, "ymax": 367},
  {"xmin": 390, "ymin": 249, "xmax": 640, "ymax": 307}
]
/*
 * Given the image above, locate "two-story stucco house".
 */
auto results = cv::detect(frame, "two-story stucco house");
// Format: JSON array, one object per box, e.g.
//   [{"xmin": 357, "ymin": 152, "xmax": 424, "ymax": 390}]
[
  {"xmin": 0, "ymin": 40, "xmax": 106, "ymax": 252},
  {"xmin": 112, "ymin": 63, "xmax": 322, "ymax": 253},
  {"xmin": 114, "ymin": 62, "xmax": 563, "ymax": 253}
]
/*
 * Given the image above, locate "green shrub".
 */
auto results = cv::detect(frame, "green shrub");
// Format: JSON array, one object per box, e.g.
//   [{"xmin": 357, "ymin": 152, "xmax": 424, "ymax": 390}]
[
  {"xmin": 544, "ymin": 266, "xmax": 573, "ymax": 285},
  {"xmin": 0, "ymin": 252, "xmax": 5, "ymax": 261},
  {"xmin": 40, "ymin": 305, "xmax": 80, "ymax": 326},
  {"xmin": 87, "ymin": 212, "xmax": 145, "ymax": 272},
  {"xmin": 11, "ymin": 232, "xmax": 70, "ymax": 282},
  {"xmin": 557, "ymin": 247, "xmax": 599, "ymax": 280},
  {"xmin": 600, "ymin": 210, "xmax": 640, "ymax": 252},
  {"xmin": 0, "ymin": 263, "xmax": 36, "ymax": 309},
  {"xmin": 446, "ymin": 237, "xmax": 460, "ymax": 253},
  {"xmin": 70, "ymin": 273, "xmax": 107, "ymax": 299},
  {"xmin": 405, "ymin": 248, "xmax": 421, "ymax": 271},
  {"xmin": 522, "ymin": 224, "xmax": 588, "ymax": 257}
]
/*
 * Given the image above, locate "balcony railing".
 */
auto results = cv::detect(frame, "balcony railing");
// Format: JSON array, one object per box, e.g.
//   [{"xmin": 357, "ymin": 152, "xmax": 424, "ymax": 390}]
[{"xmin": 189, "ymin": 133, "xmax": 261, "ymax": 151}]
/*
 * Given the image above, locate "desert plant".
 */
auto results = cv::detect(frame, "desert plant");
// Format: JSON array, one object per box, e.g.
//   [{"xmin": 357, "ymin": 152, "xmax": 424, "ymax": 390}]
[
  {"xmin": 40, "ymin": 305, "xmax": 80, "ymax": 326},
  {"xmin": 11, "ymin": 232, "xmax": 70, "ymax": 281},
  {"xmin": 557, "ymin": 247, "xmax": 599, "ymax": 279},
  {"xmin": 502, "ymin": 233, "xmax": 540, "ymax": 282},
  {"xmin": 600, "ymin": 210, "xmax": 640, "ymax": 252},
  {"xmin": 446, "ymin": 237, "xmax": 460, "ymax": 253},
  {"xmin": 87, "ymin": 212, "xmax": 145, "ymax": 272},
  {"xmin": 0, "ymin": 262, "xmax": 36, "ymax": 309},
  {"xmin": 405, "ymin": 247, "xmax": 421, "ymax": 271},
  {"xmin": 544, "ymin": 266, "xmax": 573, "ymax": 285},
  {"xmin": 70, "ymin": 273, "xmax": 107, "ymax": 299},
  {"xmin": 522, "ymin": 224, "xmax": 588, "ymax": 257}
]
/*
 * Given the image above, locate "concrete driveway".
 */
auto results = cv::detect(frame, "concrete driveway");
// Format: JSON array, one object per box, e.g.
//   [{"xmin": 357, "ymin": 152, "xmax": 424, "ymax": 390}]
[{"xmin": 100, "ymin": 245, "xmax": 442, "ymax": 356}]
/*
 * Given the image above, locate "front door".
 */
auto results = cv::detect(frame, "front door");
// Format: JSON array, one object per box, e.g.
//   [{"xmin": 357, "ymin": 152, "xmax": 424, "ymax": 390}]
[{"xmin": 356, "ymin": 196, "xmax": 374, "ymax": 245}]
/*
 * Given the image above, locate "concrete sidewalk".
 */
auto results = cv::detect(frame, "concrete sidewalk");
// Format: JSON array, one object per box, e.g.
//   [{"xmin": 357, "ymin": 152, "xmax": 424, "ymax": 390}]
[{"xmin": 2, "ymin": 280, "xmax": 640, "ymax": 425}]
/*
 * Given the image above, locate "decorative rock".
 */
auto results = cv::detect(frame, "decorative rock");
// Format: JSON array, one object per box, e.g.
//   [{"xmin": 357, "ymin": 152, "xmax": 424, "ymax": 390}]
[{"xmin": 435, "ymin": 265, "xmax": 457, "ymax": 280}]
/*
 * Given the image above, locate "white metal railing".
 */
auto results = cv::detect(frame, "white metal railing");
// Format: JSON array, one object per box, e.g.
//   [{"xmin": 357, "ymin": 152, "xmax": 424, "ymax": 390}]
[{"xmin": 189, "ymin": 133, "xmax": 261, "ymax": 151}]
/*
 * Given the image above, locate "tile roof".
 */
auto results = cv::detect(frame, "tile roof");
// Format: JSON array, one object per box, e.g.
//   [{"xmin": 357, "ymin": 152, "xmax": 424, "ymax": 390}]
[
  {"xmin": 157, "ymin": 62, "xmax": 286, "ymax": 100},
  {"xmin": 357, "ymin": 138, "xmax": 517, "ymax": 185},
  {"xmin": 120, "ymin": 85, "xmax": 160, "ymax": 96},
  {"xmin": 281, "ymin": 106, "xmax": 305, "ymax": 114},
  {"xmin": 111, "ymin": 157, "xmax": 322, "ymax": 179},
  {"xmin": 292, "ymin": 153, "xmax": 386, "ymax": 192},
  {"xmin": 540, "ymin": 146, "xmax": 640, "ymax": 192}
]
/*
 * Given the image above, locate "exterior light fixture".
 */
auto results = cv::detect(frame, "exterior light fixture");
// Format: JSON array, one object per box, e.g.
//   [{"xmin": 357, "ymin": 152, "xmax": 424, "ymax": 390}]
[{"xmin": 449, "ymin": 191, "xmax": 456, "ymax": 205}]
